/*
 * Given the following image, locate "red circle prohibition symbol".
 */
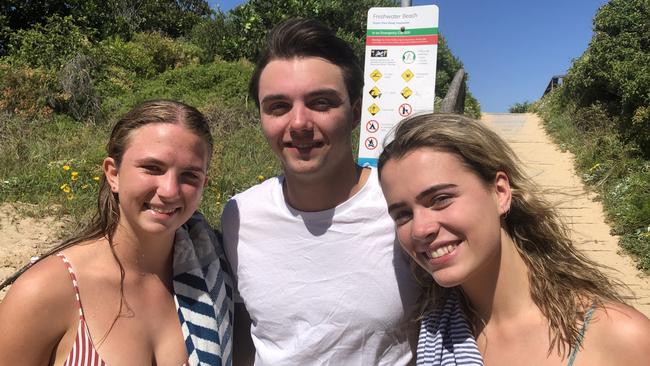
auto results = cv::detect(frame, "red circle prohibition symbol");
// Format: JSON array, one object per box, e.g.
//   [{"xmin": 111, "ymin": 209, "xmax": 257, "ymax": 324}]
[
  {"xmin": 365, "ymin": 137, "xmax": 378, "ymax": 150},
  {"xmin": 366, "ymin": 120, "xmax": 379, "ymax": 133},
  {"xmin": 399, "ymin": 103, "xmax": 412, "ymax": 117}
]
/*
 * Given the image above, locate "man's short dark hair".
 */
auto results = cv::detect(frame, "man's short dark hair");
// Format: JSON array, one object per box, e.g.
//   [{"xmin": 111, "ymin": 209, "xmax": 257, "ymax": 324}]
[{"xmin": 249, "ymin": 18, "xmax": 364, "ymax": 108}]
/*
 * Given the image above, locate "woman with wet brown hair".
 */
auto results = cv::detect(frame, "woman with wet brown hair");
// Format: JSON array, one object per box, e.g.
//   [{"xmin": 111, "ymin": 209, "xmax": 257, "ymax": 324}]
[{"xmin": 0, "ymin": 100, "xmax": 232, "ymax": 365}]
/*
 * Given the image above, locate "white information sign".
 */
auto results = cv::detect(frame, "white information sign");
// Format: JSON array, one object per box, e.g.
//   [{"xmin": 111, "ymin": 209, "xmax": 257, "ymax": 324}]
[{"xmin": 358, "ymin": 5, "xmax": 439, "ymax": 167}]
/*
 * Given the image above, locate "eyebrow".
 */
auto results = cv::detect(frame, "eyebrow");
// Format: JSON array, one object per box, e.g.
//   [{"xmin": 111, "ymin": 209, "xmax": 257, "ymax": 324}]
[
  {"xmin": 387, "ymin": 183, "xmax": 457, "ymax": 213},
  {"xmin": 415, "ymin": 183, "xmax": 457, "ymax": 201},
  {"xmin": 260, "ymin": 88, "xmax": 344, "ymax": 105},
  {"xmin": 135, "ymin": 157, "xmax": 206, "ymax": 173}
]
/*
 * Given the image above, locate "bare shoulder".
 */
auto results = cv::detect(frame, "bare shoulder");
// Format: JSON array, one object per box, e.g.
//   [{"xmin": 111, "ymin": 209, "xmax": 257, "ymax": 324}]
[
  {"xmin": 0, "ymin": 254, "xmax": 76, "ymax": 321},
  {"xmin": 597, "ymin": 301, "xmax": 650, "ymax": 336},
  {"xmin": 584, "ymin": 302, "xmax": 650, "ymax": 365},
  {"xmin": 0, "ymin": 254, "xmax": 78, "ymax": 363}
]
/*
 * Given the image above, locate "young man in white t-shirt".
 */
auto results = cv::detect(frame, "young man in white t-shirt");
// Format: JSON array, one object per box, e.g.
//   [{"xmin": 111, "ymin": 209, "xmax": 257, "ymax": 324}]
[{"xmin": 221, "ymin": 18, "xmax": 421, "ymax": 365}]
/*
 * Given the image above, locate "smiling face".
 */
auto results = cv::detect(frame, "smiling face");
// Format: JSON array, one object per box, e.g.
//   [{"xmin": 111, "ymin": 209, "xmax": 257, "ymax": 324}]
[
  {"xmin": 257, "ymin": 57, "xmax": 360, "ymax": 179},
  {"xmin": 104, "ymin": 123, "xmax": 209, "ymax": 240},
  {"xmin": 380, "ymin": 148, "xmax": 511, "ymax": 288}
]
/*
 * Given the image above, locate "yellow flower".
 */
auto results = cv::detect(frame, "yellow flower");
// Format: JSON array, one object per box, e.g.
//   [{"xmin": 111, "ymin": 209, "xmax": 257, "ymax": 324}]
[
  {"xmin": 71, "ymin": 171, "xmax": 79, "ymax": 181},
  {"xmin": 63, "ymin": 165, "xmax": 71, "ymax": 171},
  {"xmin": 589, "ymin": 163, "xmax": 601, "ymax": 172},
  {"xmin": 60, "ymin": 183, "xmax": 71, "ymax": 193},
  {"xmin": 93, "ymin": 176, "xmax": 100, "ymax": 181},
  {"xmin": 67, "ymin": 193, "xmax": 74, "ymax": 200},
  {"xmin": 81, "ymin": 184, "xmax": 89, "ymax": 190},
  {"xmin": 257, "ymin": 175, "xmax": 265, "ymax": 182}
]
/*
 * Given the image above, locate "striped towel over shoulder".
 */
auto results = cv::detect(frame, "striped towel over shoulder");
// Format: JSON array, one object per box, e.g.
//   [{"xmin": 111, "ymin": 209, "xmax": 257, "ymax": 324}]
[
  {"xmin": 417, "ymin": 292, "xmax": 483, "ymax": 366},
  {"xmin": 173, "ymin": 213, "xmax": 234, "ymax": 366}
]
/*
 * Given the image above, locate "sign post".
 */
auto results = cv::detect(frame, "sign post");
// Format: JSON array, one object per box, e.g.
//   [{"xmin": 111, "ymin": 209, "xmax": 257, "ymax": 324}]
[{"xmin": 358, "ymin": 5, "xmax": 439, "ymax": 167}]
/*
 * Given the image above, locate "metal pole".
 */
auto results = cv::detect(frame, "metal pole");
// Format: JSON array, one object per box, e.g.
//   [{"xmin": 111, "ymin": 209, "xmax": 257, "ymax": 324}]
[{"xmin": 401, "ymin": 0, "xmax": 412, "ymax": 7}]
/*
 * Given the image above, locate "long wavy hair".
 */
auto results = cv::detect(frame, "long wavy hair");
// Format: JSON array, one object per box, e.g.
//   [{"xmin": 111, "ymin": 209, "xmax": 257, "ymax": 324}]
[
  {"xmin": 1, "ymin": 99, "xmax": 213, "ymax": 290},
  {"xmin": 377, "ymin": 113, "xmax": 628, "ymax": 356}
]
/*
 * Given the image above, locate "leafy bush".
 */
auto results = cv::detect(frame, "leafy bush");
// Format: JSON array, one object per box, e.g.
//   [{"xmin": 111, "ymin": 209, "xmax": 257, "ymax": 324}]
[
  {"xmin": 509, "ymin": 101, "xmax": 533, "ymax": 113},
  {"xmin": 216, "ymin": 0, "xmax": 398, "ymax": 62},
  {"xmin": 464, "ymin": 96, "xmax": 481, "ymax": 119},
  {"xmin": 131, "ymin": 32, "xmax": 202, "ymax": 73},
  {"xmin": 0, "ymin": 63, "xmax": 58, "ymax": 118},
  {"xmin": 7, "ymin": 14, "xmax": 92, "ymax": 70},
  {"xmin": 561, "ymin": 0, "xmax": 650, "ymax": 157},
  {"xmin": 102, "ymin": 60, "xmax": 254, "ymax": 118},
  {"xmin": 93, "ymin": 36, "xmax": 156, "ymax": 78},
  {"xmin": 189, "ymin": 13, "xmax": 229, "ymax": 63}
]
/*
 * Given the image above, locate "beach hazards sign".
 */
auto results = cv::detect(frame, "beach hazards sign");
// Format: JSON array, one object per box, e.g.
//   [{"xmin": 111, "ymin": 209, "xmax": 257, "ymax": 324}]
[{"xmin": 358, "ymin": 5, "xmax": 439, "ymax": 167}]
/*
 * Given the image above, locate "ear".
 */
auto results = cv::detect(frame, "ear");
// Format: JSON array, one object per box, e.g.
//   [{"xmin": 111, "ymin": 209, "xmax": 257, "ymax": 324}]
[
  {"xmin": 494, "ymin": 171, "xmax": 512, "ymax": 216},
  {"xmin": 103, "ymin": 157, "xmax": 119, "ymax": 193},
  {"xmin": 351, "ymin": 98, "xmax": 362, "ymax": 128},
  {"xmin": 203, "ymin": 176, "xmax": 209, "ymax": 189}
]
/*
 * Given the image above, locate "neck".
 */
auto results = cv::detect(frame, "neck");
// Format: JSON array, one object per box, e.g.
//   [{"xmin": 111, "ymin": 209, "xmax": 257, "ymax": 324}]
[
  {"xmin": 461, "ymin": 230, "xmax": 536, "ymax": 327},
  {"xmin": 110, "ymin": 226, "xmax": 175, "ymax": 281},
  {"xmin": 283, "ymin": 159, "xmax": 369, "ymax": 212}
]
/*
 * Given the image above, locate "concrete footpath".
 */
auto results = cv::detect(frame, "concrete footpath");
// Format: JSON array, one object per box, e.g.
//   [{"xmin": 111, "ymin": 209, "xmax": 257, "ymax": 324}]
[{"xmin": 481, "ymin": 113, "xmax": 650, "ymax": 316}]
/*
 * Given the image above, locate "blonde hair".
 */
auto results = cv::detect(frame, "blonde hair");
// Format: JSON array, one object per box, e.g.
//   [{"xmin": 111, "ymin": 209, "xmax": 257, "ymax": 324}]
[{"xmin": 378, "ymin": 113, "xmax": 628, "ymax": 356}]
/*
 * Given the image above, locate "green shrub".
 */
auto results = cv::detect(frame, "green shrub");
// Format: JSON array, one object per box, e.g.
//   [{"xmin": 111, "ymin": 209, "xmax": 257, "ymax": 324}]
[
  {"xmin": 102, "ymin": 60, "xmax": 254, "ymax": 118},
  {"xmin": 189, "ymin": 15, "xmax": 229, "ymax": 63},
  {"xmin": 509, "ymin": 101, "xmax": 533, "ymax": 113},
  {"xmin": 7, "ymin": 14, "xmax": 92, "ymax": 70},
  {"xmin": 92, "ymin": 33, "xmax": 204, "ymax": 99},
  {"xmin": 561, "ymin": 0, "xmax": 650, "ymax": 157},
  {"xmin": 93, "ymin": 36, "xmax": 156, "ymax": 78},
  {"xmin": 217, "ymin": 0, "xmax": 398, "ymax": 62},
  {"xmin": 131, "ymin": 32, "xmax": 202, "ymax": 72},
  {"xmin": 0, "ymin": 63, "xmax": 58, "ymax": 118}
]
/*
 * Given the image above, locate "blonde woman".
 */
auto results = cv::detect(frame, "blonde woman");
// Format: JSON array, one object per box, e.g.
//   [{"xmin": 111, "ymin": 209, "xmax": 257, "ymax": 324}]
[{"xmin": 378, "ymin": 113, "xmax": 650, "ymax": 365}]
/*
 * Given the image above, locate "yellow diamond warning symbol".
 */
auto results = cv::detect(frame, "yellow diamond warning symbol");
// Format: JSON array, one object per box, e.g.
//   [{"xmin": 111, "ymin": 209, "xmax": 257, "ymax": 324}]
[
  {"xmin": 369, "ymin": 86, "xmax": 381, "ymax": 99},
  {"xmin": 370, "ymin": 69, "xmax": 382, "ymax": 82},
  {"xmin": 368, "ymin": 103, "xmax": 380, "ymax": 116},
  {"xmin": 401, "ymin": 69, "xmax": 414, "ymax": 82},
  {"xmin": 401, "ymin": 86, "xmax": 413, "ymax": 99}
]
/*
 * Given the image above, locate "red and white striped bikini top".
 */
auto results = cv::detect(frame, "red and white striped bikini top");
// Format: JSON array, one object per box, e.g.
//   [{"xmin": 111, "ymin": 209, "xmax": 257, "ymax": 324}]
[{"xmin": 57, "ymin": 253, "xmax": 107, "ymax": 366}]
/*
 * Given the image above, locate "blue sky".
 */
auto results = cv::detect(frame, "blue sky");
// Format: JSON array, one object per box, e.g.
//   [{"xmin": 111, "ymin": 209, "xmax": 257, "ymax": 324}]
[{"xmin": 208, "ymin": 0, "xmax": 608, "ymax": 112}]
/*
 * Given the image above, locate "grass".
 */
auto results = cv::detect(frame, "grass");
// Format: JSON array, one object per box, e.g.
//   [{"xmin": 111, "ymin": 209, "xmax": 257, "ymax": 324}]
[
  {"xmin": 535, "ymin": 92, "xmax": 650, "ymax": 273},
  {"xmin": 0, "ymin": 59, "xmax": 277, "ymax": 230}
]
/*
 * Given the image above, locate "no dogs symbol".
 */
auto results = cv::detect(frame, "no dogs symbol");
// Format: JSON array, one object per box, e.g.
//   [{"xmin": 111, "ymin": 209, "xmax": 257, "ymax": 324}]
[
  {"xmin": 399, "ymin": 103, "xmax": 413, "ymax": 117},
  {"xmin": 365, "ymin": 137, "xmax": 378, "ymax": 150}
]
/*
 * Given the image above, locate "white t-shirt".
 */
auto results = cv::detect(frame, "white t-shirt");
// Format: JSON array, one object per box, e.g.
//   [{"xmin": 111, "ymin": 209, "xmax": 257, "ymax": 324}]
[{"xmin": 222, "ymin": 168, "xmax": 421, "ymax": 365}]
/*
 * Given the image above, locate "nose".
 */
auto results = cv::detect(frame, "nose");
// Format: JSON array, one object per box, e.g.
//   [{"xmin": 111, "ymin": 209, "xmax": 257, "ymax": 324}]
[
  {"xmin": 289, "ymin": 103, "xmax": 313, "ymax": 132},
  {"xmin": 411, "ymin": 209, "xmax": 439, "ymax": 242},
  {"xmin": 157, "ymin": 173, "xmax": 180, "ymax": 199}
]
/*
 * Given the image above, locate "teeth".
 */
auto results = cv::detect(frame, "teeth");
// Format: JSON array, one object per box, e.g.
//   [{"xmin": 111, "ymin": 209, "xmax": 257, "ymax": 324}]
[
  {"xmin": 289, "ymin": 141, "xmax": 323, "ymax": 148},
  {"xmin": 146, "ymin": 204, "xmax": 176, "ymax": 214},
  {"xmin": 426, "ymin": 244, "xmax": 457, "ymax": 259}
]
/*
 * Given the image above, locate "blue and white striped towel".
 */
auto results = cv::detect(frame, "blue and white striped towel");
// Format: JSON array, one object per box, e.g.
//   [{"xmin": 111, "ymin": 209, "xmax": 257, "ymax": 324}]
[
  {"xmin": 417, "ymin": 292, "xmax": 484, "ymax": 366},
  {"xmin": 173, "ymin": 213, "xmax": 234, "ymax": 366}
]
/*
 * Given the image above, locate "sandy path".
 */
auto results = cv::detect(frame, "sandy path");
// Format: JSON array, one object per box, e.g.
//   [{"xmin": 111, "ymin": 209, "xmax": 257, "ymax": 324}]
[{"xmin": 482, "ymin": 113, "xmax": 650, "ymax": 316}]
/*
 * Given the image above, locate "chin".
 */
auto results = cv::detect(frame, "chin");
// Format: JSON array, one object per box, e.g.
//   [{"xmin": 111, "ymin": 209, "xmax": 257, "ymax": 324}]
[
  {"xmin": 283, "ymin": 161, "xmax": 324, "ymax": 177},
  {"xmin": 431, "ymin": 270, "xmax": 466, "ymax": 288}
]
